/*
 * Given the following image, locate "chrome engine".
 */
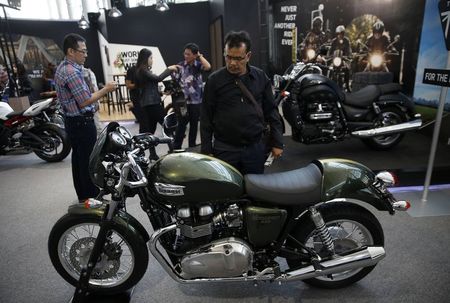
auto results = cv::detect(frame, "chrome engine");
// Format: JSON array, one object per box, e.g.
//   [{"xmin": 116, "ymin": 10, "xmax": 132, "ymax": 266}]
[
  {"xmin": 175, "ymin": 204, "xmax": 251, "ymax": 279},
  {"xmin": 180, "ymin": 237, "xmax": 253, "ymax": 279}
]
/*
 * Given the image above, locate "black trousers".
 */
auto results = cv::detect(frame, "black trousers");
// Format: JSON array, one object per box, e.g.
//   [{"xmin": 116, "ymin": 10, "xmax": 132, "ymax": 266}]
[
  {"xmin": 141, "ymin": 104, "xmax": 164, "ymax": 134},
  {"xmin": 173, "ymin": 103, "xmax": 201, "ymax": 149},
  {"xmin": 65, "ymin": 116, "xmax": 99, "ymax": 201},
  {"xmin": 213, "ymin": 140, "xmax": 266, "ymax": 175}
]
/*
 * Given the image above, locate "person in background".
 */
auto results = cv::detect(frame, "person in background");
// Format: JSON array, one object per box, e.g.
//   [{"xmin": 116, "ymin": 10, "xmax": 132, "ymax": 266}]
[
  {"xmin": 0, "ymin": 65, "xmax": 10, "ymax": 102},
  {"xmin": 55, "ymin": 33, "xmax": 117, "ymax": 203},
  {"xmin": 10, "ymin": 61, "xmax": 33, "ymax": 99},
  {"xmin": 125, "ymin": 63, "xmax": 143, "ymax": 131},
  {"xmin": 172, "ymin": 43, "xmax": 211, "ymax": 149},
  {"xmin": 200, "ymin": 30, "xmax": 283, "ymax": 175},
  {"xmin": 82, "ymin": 66, "xmax": 103, "ymax": 134},
  {"xmin": 43, "ymin": 62, "xmax": 56, "ymax": 91},
  {"xmin": 135, "ymin": 48, "xmax": 179, "ymax": 159}
]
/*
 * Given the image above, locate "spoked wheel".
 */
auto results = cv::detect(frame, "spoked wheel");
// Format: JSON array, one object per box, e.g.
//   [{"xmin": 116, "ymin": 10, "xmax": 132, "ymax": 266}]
[
  {"xmin": 362, "ymin": 107, "xmax": 406, "ymax": 150},
  {"xmin": 286, "ymin": 203, "xmax": 384, "ymax": 289},
  {"xmin": 48, "ymin": 215, "xmax": 148, "ymax": 294},
  {"xmin": 33, "ymin": 124, "xmax": 71, "ymax": 162}
]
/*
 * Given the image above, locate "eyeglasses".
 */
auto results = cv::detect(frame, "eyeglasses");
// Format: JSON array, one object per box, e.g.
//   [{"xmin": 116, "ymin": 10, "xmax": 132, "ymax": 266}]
[
  {"xmin": 223, "ymin": 53, "xmax": 247, "ymax": 62},
  {"xmin": 74, "ymin": 48, "xmax": 88, "ymax": 55}
]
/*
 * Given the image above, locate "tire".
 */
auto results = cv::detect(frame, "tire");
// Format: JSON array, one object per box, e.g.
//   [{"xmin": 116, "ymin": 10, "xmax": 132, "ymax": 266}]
[
  {"xmin": 362, "ymin": 107, "xmax": 406, "ymax": 150},
  {"xmin": 48, "ymin": 214, "xmax": 149, "ymax": 294},
  {"xmin": 32, "ymin": 124, "xmax": 71, "ymax": 162},
  {"xmin": 286, "ymin": 203, "xmax": 384, "ymax": 289}
]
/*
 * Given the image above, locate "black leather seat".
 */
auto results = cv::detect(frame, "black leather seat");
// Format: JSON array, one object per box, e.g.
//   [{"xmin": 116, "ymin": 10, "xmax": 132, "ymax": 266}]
[
  {"xmin": 6, "ymin": 110, "xmax": 27, "ymax": 118},
  {"xmin": 245, "ymin": 163, "xmax": 322, "ymax": 206},
  {"xmin": 344, "ymin": 85, "xmax": 380, "ymax": 108}
]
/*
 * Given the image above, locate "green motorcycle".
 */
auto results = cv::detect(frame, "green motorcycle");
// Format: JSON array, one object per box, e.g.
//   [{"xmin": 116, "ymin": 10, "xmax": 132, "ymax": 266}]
[{"xmin": 48, "ymin": 121, "xmax": 410, "ymax": 301}]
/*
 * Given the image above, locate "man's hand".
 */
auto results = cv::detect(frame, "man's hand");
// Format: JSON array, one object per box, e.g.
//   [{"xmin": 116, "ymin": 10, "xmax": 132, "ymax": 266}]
[
  {"xmin": 271, "ymin": 147, "xmax": 283, "ymax": 159},
  {"xmin": 104, "ymin": 81, "xmax": 118, "ymax": 93}
]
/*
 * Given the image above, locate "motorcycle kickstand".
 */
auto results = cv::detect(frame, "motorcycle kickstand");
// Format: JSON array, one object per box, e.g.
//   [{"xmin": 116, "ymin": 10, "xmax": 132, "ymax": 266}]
[{"xmin": 71, "ymin": 206, "xmax": 113, "ymax": 303}]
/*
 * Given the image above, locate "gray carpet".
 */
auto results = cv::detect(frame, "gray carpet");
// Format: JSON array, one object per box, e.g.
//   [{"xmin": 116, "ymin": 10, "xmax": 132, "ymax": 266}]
[{"xmin": 1, "ymin": 122, "xmax": 449, "ymax": 303}]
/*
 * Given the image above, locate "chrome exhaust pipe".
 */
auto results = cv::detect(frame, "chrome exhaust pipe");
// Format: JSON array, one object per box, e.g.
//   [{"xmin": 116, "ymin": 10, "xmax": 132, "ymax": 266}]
[
  {"xmin": 150, "ymin": 224, "xmax": 385, "ymax": 284},
  {"xmin": 279, "ymin": 246, "xmax": 385, "ymax": 282},
  {"xmin": 351, "ymin": 118, "xmax": 422, "ymax": 138}
]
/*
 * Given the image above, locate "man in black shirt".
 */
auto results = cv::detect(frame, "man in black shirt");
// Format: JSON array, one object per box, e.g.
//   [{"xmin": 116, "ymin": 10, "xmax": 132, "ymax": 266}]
[{"xmin": 200, "ymin": 31, "xmax": 283, "ymax": 174}]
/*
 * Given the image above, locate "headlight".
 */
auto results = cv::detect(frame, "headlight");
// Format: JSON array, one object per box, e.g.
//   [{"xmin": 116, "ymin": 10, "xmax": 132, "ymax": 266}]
[
  {"xmin": 370, "ymin": 54, "xmax": 383, "ymax": 68},
  {"xmin": 333, "ymin": 57, "xmax": 342, "ymax": 67},
  {"xmin": 118, "ymin": 126, "xmax": 132, "ymax": 140},
  {"xmin": 306, "ymin": 49, "xmax": 316, "ymax": 60}
]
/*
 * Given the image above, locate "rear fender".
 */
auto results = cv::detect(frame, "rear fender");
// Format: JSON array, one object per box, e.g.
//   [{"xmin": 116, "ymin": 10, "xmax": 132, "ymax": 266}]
[
  {"xmin": 314, "ymin": 158, "xmax": 393, "ymax": 212},
  {"xmin": 67, "ymin": 203, "xmax": 150, "ymax": 243}
]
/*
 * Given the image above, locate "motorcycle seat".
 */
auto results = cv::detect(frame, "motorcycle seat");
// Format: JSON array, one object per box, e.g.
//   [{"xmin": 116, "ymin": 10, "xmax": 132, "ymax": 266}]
[
  {"xmin": 244, "ymin": 163, "xmax": 322, "ymax": 206},
  {"xmin": 344, "ymin": 83, "xmax": 403, "ymax": 108},
  {"xmin": 344, "ymin": 85, "xmax": 380, "ymax": 108},
  {"xmin": 6, "ymin": 110, "xmax": 27, "ymax": 118}
]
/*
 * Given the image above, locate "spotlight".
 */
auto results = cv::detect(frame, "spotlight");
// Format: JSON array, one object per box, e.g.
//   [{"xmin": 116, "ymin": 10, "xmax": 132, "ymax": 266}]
[
  {"xmin": 78, "ymin": 15, "xmax": 89, "ymax": 30},
  {"xmin": 155, "ymin": 0, "xmax": 169, "ymax": 12},
  {"xmin": 108, "ymin": 6, "xmax": 123, "ymax": 17}
]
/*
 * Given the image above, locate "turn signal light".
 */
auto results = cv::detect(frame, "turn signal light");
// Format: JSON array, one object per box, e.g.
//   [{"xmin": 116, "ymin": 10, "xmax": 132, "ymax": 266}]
[
  {"xmin": 393, "ymin": 200, "xmax": 411, "ymax": 211},
  {"xmin": 375, "ymin": 171, "xmax": 398, "ymax": 186}
]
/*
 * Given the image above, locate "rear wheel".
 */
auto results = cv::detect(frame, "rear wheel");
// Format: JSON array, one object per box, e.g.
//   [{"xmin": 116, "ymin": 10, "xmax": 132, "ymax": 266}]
[
  {"xmin": 362, "ymin": 107, "xmax": 406, "ymax": 150},
  {"xmin": 32, "ymin": 124, "xmax": 71, "ymax": 162},
  {"xmin": 286, "ymin": 203, "xmax": 384, "ymax": 289},
  {"xmin": 48, "ymin": 214, "xmax": 149, "ymax": 294}
]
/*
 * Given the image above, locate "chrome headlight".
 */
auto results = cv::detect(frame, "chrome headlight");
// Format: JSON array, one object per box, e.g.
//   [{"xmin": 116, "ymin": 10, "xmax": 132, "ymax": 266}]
[
  {"xmin": 333, "ymin": 57, "xmax": 342, "ymax": 67},
  {"xmin": 306, "ymin": 49, "xmax": 316, "ymax": 60}
]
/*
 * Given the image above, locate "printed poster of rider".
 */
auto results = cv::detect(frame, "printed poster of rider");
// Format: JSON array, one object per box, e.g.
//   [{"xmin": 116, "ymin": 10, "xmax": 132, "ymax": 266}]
[{"xmin": 271, "ymin": 0, "xmax": 426, "ymax": 95}]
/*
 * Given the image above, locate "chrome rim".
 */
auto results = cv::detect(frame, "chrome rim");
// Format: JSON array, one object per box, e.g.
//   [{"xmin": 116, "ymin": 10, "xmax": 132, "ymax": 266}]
[
  {"xmin": 305, "ymin": 219, "xmax": 374, "ymax": 281},
  {"xmin": 57, "ymin": 223, "xmax": 135, "ymax": 287},
  {"xmin": 372, "ymin": 111, "xmax": 402, "ymax": 146}
]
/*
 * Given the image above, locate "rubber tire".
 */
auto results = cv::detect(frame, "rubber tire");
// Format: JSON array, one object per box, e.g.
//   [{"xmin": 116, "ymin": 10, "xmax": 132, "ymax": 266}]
[
  {"xmin": 48, "ymin": 214, "xmax": 149, "ymax": 294},
  {"xmin": 362, "ymin": 107, "xmax": 406, "ymax": 150},
  {"xmin": 286, "ymin": 203, "xmax": 384, "ymax": 289},
  {"xmin": 33, "ymin": 124, "xmax": 71, "ymax": 162}
]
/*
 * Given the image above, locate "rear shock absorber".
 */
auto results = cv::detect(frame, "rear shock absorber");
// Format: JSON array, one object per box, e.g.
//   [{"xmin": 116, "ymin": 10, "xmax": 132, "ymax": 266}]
[{"xmin": 309, "ymin": 206, "xmax": 335, "ymax": 255}]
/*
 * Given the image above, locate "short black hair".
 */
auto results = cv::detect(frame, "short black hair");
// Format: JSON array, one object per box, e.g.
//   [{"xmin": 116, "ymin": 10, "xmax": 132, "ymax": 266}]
[
  {"xmin": 63, "ymin": 33, "xmax": 86, "ymax": 55},
  {"xmin": 184, "ymin": 43, "xmax": 199, "ymax": 55},
  {"xmin": 224, "ymin": 31, "xmax": 251, "ymax": 52}
]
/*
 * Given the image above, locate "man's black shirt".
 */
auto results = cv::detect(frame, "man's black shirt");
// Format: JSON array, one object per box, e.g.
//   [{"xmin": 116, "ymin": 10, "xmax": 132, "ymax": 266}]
[{"xmin": 200, "ymin": 65, "xmax": 283, "ymax": 154}]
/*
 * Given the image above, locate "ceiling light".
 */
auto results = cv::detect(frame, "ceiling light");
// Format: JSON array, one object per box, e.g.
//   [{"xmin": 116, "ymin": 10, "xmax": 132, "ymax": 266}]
[
  {"xmin": 78, "ymin": 15, "xmax": 89, "ymax": 30},
  {"xmin": 108, "ymin": 6, "xmax": 123, "ymax": 17},
  {"xmin": 155, "ymin": 0, "xmax": 169, "ymax": 12}
]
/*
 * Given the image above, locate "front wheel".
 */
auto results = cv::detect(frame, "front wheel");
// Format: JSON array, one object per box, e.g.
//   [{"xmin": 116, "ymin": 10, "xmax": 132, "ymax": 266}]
[
  {"xmin": 286, "ymin": 203, "xmax": 384, "ymax": 289},
  {"xmin": 362, "ymin": 107, "xmax": 406, "ymax": 150},
  {"xmin": 32, "ymin": 124, "xmax": 71, "ymax": 162},
  {"xmin": 48, "ymin": 214, "xmax": 149, "ymax": 294}
]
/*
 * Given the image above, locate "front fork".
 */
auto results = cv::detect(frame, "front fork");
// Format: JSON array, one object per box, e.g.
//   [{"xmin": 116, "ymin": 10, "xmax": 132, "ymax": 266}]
[{"xmin": 71, "ymin": 198, "xmax": 121, "ymax": 303}]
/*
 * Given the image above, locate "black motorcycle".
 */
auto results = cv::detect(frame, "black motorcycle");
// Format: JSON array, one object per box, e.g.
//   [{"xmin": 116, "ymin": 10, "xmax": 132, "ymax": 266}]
[
  {"xmin": 275, "ymin": 62, "xmax": 422, "ymax": 150},
  {"xmin": 48, "ymin": 121, "xmax": 410, "ymax": 301}
]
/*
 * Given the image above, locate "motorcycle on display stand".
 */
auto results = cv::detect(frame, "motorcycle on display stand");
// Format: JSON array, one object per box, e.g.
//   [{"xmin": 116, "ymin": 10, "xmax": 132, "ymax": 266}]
[
  {"xmin": 0, "ymin": 98, "xmax": 71, "ymax": 162},
  {"xmin": 274, "ymin": 60, "xmax": 422, "ymax": 150},
  {"xmin": 48, "ymin": 121, "xmax": 412, "ymax": 301}
]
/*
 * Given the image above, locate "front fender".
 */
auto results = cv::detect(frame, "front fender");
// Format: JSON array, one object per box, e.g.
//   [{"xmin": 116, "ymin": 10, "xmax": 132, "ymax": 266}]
[
  {"xmin": 315, "ymin": 158, "xmax": 391, "ymax": 212},
  {"xmin": 67, "ymin": 203, "xmax": 150, "ymax": 243}
]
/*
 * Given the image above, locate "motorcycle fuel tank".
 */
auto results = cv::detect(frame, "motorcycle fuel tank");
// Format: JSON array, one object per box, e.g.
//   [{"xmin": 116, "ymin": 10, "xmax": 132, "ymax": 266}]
[{"xmin": 148, "ymin": 152, "xmax": 244, "ymax": 205}]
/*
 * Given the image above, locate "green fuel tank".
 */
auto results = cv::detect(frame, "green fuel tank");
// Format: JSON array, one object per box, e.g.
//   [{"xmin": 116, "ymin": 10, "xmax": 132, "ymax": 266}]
[{"xmin": 147, "ymin": 152, "xmax": 244, "ymax": 205}]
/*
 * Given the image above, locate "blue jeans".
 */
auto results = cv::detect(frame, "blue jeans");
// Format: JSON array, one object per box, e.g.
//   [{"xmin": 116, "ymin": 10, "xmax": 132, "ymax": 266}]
[{"xmin": 65, "ymin": 116, "xmax": 99, "ymax": 200}]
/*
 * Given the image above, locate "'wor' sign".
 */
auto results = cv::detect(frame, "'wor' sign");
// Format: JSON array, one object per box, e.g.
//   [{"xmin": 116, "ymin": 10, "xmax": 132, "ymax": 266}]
[{"xmin": 423, "ymin": 68, "xmax": 450, "ymax": 87}]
